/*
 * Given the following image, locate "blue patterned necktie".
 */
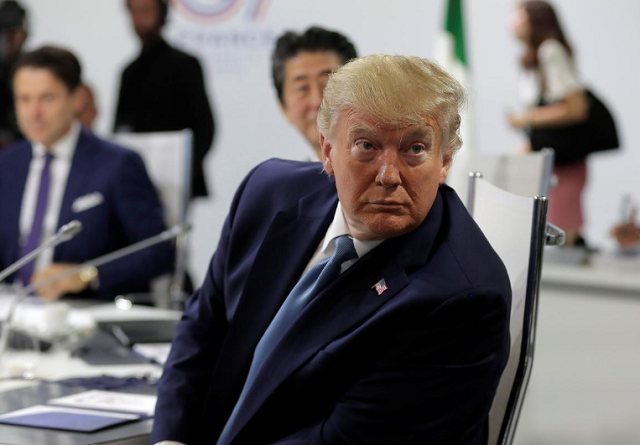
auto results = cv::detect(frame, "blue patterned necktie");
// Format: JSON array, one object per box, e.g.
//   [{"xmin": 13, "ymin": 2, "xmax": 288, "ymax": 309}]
[
  {"xmin": 17, "ymin": 152, "xmax": 55, "ymax": 286},
  {"xmin": 216, "ymin": 235, "xmax": 358, "ymax": 445}
]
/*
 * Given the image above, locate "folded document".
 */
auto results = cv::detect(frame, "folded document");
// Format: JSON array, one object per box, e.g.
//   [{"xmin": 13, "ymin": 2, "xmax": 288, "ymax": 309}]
[
  {"xmin": 0, "ymin": 405, "xmax": 142, "ymax": 432},
  {"xmin": 0, "ymin": 390, "xmax": 156, "ymax": 432}
]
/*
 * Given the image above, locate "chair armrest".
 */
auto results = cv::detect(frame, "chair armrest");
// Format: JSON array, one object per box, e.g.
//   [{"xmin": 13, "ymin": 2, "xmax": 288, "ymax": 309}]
[{"xmin": 545, "ymin": 222, "xmax": 565, "ymax": 246}]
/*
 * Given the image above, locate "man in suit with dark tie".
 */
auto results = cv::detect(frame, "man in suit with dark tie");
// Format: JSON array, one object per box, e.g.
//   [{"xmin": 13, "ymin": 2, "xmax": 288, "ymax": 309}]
[
  {"xmin": 0, "ymin": 46, "xmax": 174, "ymax": 300},
  {"xmin": 152, "ymin": 55, "xmax": 511, "ymax": 445}
]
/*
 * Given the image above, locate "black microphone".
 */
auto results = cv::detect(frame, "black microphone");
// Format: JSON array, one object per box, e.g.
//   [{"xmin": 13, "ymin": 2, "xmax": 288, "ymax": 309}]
[{"xmin": 0, "ymin": 220, "xmax": 83, "ymax": 283}]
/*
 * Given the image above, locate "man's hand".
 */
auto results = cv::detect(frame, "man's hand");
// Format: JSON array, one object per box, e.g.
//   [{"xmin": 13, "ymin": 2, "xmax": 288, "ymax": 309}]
[
  {"xmin": 517, "ymin": 140, "xmax": 532, "ymax": 155},
  {"xmin": 507, "ymin": 111, "xmax": 530, "ymax": 129},
  {"xmin": 610, "ymin": 222, "xmax": 640, "ymax": 248},
  {"xmin": 32, "ymin": 263, "xmax": 88, "ymax": 301}
]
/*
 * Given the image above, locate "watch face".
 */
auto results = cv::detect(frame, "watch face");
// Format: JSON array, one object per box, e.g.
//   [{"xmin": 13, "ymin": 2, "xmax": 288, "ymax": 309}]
[{"xmin": 80, "ymin": 266, "xmax": 99, "ymax": 289}]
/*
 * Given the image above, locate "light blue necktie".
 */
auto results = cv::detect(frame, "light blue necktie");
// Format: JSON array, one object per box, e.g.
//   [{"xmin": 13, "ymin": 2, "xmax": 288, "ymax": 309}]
[{"xmin": 216, "ymin": 235, "xmax": 358, "ymax": 445}]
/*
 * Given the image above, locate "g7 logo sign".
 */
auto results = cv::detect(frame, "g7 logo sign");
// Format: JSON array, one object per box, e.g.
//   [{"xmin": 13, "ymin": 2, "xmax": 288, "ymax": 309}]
[{"xmin": 171, "ymin": 0, "xmax": 272, "ymax": 23}]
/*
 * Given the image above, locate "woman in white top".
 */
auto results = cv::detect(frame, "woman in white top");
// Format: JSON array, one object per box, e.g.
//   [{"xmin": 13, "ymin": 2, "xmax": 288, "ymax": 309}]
[{"xmin": 508, "ymin": 0, "xmax": 589, "ymax": 247}]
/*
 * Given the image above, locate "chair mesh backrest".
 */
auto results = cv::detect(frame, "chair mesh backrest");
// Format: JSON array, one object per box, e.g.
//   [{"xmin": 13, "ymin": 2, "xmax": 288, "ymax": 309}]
[
  {"xmin": 111, "ymin": 130, "xmax": 192, "ymax": 226},
  {"xmin": 470, "ymin": 178, "xmax": 535, "ymax": 445}
]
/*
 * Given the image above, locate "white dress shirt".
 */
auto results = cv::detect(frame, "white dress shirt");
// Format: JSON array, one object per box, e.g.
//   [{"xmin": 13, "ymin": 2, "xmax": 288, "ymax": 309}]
[
  {"xmin": 153, "ymin": 202, "xmax": 385, "ymax": 445},
  {"xmin": 302, "ymin": 201, "xmax": 384, "ymax": 275},
  {"xmin": 19, "ymin": 121, "xmax": 80, "ymax": 273}
]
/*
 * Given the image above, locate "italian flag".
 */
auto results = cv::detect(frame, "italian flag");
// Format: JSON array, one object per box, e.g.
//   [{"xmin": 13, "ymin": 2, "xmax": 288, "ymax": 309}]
[{"xmin": 436, "ymin": 0, "xmax": 474, "ymax": 193}]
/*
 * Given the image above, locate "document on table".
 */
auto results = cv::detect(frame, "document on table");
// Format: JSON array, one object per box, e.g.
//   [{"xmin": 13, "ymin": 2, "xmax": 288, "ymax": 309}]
[
  {"xmin": 0, "ymin": 390, "xmax": 157, "ymax": 432},
  {"xmin": 0, "ymin": 405, "xmax": 141, "ymax": 432},
  {"xmin": 48, "ymin": 390, "xmax": 157, "ymax": 415},
  {"xmin": 132, "ymin": 342, "xmax": 172, "ymax": 364}
]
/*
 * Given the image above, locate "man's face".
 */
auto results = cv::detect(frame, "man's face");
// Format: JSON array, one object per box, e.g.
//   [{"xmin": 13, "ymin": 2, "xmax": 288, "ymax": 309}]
[
  {"xmin": 128, "ymin": 0, "xmax": 161, "ymax": 42},
  {"xmin": 321, "ymin": 111, "xmax": 451, "ymax": 240},
  {"xmin": 14, "ymin": 67, "xmax": 76, "ymax": 148},
  {"xmin": 74, "ymin": 85, "xmax": 97, "ymax": 129},
  {"xmin": 280, "ymin": 51, "xmax": 343, "ymax": 157}
]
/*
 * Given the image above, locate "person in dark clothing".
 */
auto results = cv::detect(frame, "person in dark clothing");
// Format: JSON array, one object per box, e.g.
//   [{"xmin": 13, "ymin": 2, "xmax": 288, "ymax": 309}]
[
  {"xmin": 114, "ymin": 0, "xmax": 215, "ymax": 199},
  {"xmin": 0, "ymin": 0, "xmax": 28, "ymax": 149}
]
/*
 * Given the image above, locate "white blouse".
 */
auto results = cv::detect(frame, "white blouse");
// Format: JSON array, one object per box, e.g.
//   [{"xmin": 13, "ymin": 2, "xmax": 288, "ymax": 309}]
[{"xmin": 519, "ymin": 38, "xmax": 583, "ymax": 107}]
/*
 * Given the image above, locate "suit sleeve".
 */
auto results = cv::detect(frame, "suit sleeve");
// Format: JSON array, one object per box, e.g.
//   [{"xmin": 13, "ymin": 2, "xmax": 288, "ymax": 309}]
[
  {"xmin": 94, "ymin": 151, "xmax": 174, "ymax": 296},
  {"xmin": 270, "ymin": 287, "xmax": 511, "ymax": 445},
  {"xmin": 151, "ymin": 164, "xmax": 257, "ymax": 445},
  {"xmin": 181, "ymin": 57, "xmax": 215, "ymax": 198}
]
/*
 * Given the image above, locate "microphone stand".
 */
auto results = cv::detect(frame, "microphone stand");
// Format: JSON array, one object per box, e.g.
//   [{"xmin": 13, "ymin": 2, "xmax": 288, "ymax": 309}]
[
  {"xmin": 0, "ymin": 224, "xmax": 191, "ymax": 370},
  {"xmin": 0, "ymin": 220, "xmax": 83, "ymax": 283},
  {"xmin": 20, "ymin": 224, "xmax": 191, "ymax": 296},
  {"xmin": 0, "ymin": 221, "xmax": 83, "ymax": 376}
]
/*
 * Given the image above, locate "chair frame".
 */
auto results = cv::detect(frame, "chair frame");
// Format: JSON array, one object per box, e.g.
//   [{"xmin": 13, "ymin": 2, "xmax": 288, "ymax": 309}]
[
  {"xmin": 467, "ymin": 172, "xmax": 563, "ymax": 445},
  {"xmin": 111, "ymin": 130, "xmax": 193, "ymax": 309},
  {"xmin": 538, "ymin": 148, "xmax": 555, "ymax": 198},
  {"xmin": 169, "ymin": 130, "xmax": 192, "ymax": 308}
]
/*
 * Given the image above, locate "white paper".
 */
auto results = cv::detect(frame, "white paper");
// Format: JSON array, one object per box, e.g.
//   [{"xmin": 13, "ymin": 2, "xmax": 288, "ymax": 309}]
[
  {"xmin": 132, "ymin": 343, "xmax": 172, "ymax": 365},
  {"xmin": 48, "ymin": 390, "xmax": 157, "ymax": 416},
  {"xmin": 0, "ymin": 404, "xmax": 140, "ymax": 420},
  {"xmin": 0, "ymin": 291, "xmax": 20, "ymax": 321}
]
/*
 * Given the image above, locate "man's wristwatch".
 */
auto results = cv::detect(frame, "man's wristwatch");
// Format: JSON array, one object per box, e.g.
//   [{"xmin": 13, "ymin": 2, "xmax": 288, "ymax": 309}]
[{"xmin": 79, "ymin": 266, "xmax": 100, "ymax": 290}]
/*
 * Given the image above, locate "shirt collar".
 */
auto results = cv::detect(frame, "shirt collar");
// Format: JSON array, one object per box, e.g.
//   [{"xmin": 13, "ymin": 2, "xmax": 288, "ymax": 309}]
[
  {"xmin": 32, "ymin": 120, "xmax": 81, "ymax": 160},
  {"xmin": 321, "ymin": 201, "xmax": 384, "ymax": 259}
]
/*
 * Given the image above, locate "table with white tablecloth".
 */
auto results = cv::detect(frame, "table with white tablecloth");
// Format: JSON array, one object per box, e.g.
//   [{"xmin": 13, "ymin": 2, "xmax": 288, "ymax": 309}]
[{"xmin": 0, "ymin": 296, "xmax": 181, "ymax": 445}]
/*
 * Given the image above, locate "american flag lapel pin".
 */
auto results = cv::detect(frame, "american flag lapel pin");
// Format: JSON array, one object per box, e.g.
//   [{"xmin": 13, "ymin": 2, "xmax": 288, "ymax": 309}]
[{"xmin": 372, "ymin": 279, "xmax": 388, "ymax": 296}]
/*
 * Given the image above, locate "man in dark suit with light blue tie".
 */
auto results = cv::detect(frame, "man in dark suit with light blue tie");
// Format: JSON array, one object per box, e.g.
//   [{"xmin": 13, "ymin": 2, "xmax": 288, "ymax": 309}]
[
  {"xmin": 153, "ymin": 55, "xmax": 511, "ymax": 445},
  {"xmin": 0, "ymin": 46, "xmax": 173, "ymax": 300}
]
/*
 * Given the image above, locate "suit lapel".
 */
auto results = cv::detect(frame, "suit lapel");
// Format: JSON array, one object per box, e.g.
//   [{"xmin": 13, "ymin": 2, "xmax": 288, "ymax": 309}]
[
  {"xmin": 224, "ymin": 191, "xmax": 445, "ymax": 442},
  {"xmin": 55, "ymin": 130, "xmax": 93, "ymax": 259},
  {"xmin": 2, "ymin": 145, "xmax": 32, "ymax": 267},
  {"xmin": 207, "ymin": 180, "xmax": 339, "ymax": 436}
]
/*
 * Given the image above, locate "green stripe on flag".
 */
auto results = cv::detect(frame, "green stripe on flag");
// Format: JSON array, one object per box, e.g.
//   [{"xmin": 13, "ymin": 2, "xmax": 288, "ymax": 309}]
[{"xmin": 444, "ymin": 0, "xmax": 466, "ymax": 66}]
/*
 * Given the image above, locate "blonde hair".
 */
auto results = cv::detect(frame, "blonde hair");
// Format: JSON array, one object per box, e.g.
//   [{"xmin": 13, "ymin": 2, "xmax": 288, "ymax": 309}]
[{"xmin": 317, "ymin": 54, "xmax": 466, "ymax": 158}]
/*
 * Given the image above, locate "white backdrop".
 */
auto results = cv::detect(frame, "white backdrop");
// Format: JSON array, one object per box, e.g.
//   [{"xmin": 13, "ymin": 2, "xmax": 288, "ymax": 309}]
[{"xmin": 19, "ymin": 0, "xmax": 640, "ymax": 284}]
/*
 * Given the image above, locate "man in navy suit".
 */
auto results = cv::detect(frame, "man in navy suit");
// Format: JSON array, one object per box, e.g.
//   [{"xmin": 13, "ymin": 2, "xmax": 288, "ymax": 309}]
[
  {"xmin": 0, "ymin": 46, "xmax": 173, "ymax": 300},
  {"xmin": 153, "ymin": 55, "xmax": 511, "ymax": 445}
]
